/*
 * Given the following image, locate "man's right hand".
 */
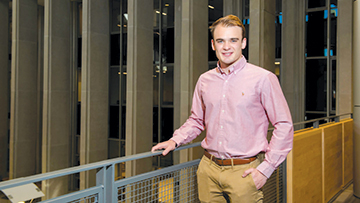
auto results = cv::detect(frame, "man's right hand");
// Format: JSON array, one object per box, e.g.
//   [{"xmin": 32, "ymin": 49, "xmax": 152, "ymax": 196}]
[{"xmin": 151, "ymin": 140, "xmax": 177, "ymax": 156}]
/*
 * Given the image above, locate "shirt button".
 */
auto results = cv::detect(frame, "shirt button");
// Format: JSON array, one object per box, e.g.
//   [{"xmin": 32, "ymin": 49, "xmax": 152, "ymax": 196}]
[
  {"xmin": 223, "ymin": 95, "xmax": 225, "ymax": 97},
  {"xmin": 225, "ymin": 80, "xmax": 228, "ymax": 83},
  {"xmin": 221, "ymin": 155, "xmax": 224, "ymax": 159},
  {"xmin": 219, "ymin": 141, "xmax": 222, "ymax": 145},
  {"xmin": 222, "ymin": 110, "xmax": 224, "ymax": 113},
  {"xmin": 220, "ymin": 126, "xmax": 223, "ymax": 129}
]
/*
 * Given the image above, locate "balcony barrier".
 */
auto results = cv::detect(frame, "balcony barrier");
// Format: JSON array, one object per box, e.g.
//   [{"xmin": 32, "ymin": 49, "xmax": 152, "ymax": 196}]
[{"xmin": 0, "ymin": 113, "xmax": 353, "ymax": 203}]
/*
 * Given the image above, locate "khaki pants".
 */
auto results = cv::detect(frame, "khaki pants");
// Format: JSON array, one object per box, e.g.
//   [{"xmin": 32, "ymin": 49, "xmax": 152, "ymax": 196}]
[{"xmin": 197, "ymin": 155, "xmax": 263, "ymax": 203}]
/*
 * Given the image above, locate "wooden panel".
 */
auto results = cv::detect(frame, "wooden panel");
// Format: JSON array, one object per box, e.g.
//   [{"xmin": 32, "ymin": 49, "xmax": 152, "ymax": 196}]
[
  {"xmin": 287, "ymin": 129, "xmax": 323, "ymax": 203},
  {"xmin": 342, "ymin": 119, "xmax": 353, "ymax": 185},
  {"xmin": 322, "ymin": 123, "xmax": 343, "ymax": 202}
]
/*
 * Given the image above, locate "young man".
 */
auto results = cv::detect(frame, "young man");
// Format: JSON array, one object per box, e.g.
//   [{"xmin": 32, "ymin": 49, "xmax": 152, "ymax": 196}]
[{"xmin": 152, "ymin": 15, "xmax": 293, "ymax": 203}]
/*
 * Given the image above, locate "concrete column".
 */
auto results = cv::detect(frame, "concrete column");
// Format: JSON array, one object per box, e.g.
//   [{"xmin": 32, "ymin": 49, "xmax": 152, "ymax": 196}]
[
  {"xmin": 223, "ymin": 0, "xmax": 242, "ymax": 17},
  {"xmin": 41, "ymin": 0, "xmax": 71, "ymax": 199},
  {"xmin": 80, "ymin": 0, "xmax": 109, "ymax": 189},
  {"xmin": 36, "ymin": 5, "xmax": 44, "ymax": 176},
  {"xmin": 249, "ymin": 0, "xmax": 276, "ymax": 73},
  {"xmin": 125, "ymin": 0, "xmax": 153, "ymax": 177},
  {"xmin": 281, "ymin": 0, "xmax": 305, "ymax": 123},
  {"xmin": 173, "ymin": 0, "xmax": 208, "ymax": 164},
  {"xmin": 0, "ymin": 0, "xmax": 9, "ymax": 181},
  {"xmin": 9, "ymin": 0, "xmax": 39, "ymax": 179},
  {"xmin": 173, "ymin": 0, "xmax": 182, "ymax": 165},
  {"xmin": 338, "ymin": 0, "xmax": 353, "ymax": 117},
  {"xmin": 353, "ymin": 0, "xmax": 360, "ymax": 198}
]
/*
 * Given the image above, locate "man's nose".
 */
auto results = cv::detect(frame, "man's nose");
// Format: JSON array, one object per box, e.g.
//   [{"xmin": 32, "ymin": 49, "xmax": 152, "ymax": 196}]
[{"xmin": 223, "ymin": 41, "xmax": 230, "ymax": 49}]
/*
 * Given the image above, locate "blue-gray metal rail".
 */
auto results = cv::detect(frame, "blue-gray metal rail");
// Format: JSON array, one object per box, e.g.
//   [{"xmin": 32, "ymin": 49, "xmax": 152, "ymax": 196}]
[
  {"xmin": 0, "ymin": 113, "xmax": 352, "ymax": 203},
  {"xmin": 0, "ymin": 142, "xmax": 201, "ymax": 191}
]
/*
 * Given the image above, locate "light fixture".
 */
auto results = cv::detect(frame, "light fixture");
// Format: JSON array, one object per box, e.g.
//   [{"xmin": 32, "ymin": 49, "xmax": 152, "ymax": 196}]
[
  {"xmin": 165, "ymin": 3, "xmax": 169, "ymax": 6},
  {"xmin": 162, "ymin": 12, "xmax": 167, "ymax": 16},
  {"xmin": 123, "ymin": 13, "xmax": 128, "ymax": 20},
  {"xmin": 208, "ymin": 5, "xmax": 214, "ymax": 9},
  {"xmin": 156, "ymin": 10, "xmax": 160, "ymax": 14},
  {"xmin": 275, "ymin": 62, "xmax": 280, "ymax": 65}
]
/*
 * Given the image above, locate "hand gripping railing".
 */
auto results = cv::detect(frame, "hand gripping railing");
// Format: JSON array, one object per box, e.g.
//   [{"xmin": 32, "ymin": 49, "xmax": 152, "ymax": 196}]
[{"xmin": 0, "ymin": 142, "xmax": 201, "ymax": 202}]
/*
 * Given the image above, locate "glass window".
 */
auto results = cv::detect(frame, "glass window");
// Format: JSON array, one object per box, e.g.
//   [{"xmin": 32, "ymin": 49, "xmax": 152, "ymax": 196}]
[
  {"xmin": 331, "ymin": 60, "xmax": 336, "ymax": 111},
  {"xmin": 208, "ymin": 30, "xmax": 217, "ymax": 62},
  {"xmin": 242, "ymin": 20, "xmax": 249, "ymax": 59},
  {"xmin": 111, "ymin": 0, "xmax": 120, "ymax": 32},
  {"xmin": 306, "ymin": 59, "xmax": 327, "ymax": 112},
  {"xmin": 308, "ymin": 0, "xmax": 326, "ymax": 9},
  {"xmin": 306, "ymin": 11, "xmax": 327, "ymax": 57},
  {"xmin": 111, "ymin": 34, "xmax": 120, "ymax": 66},
  {"xmin": 330, "ymin": 7, "xmax": 337, "ymax": 56},
  {"xmin": 275, "ymin": 14, "xmax": 282, "ymax": 59},
  {"xmin": 162, "ymin": 65, "xmax": 173, "ymax": 105},
  {"xmin": 244, "ymin": 0, "xmax": 249, "ymax": 18},
  {"xmin": 208, "ymin": 0, "xmax": 223, "ymax": 24},
  {"xmin": 162, "ymin": 28, "xmax": 174, "ymax": 63},
  {"xmin": 305, "ymin": 113, "xmax": 327, "ymax": 128}
]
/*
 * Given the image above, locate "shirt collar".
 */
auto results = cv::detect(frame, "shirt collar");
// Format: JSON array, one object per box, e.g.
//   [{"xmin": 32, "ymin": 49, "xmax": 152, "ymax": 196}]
[{"xmin": 217, "ymin": 56, "xmax": 247, "ymax": 75}]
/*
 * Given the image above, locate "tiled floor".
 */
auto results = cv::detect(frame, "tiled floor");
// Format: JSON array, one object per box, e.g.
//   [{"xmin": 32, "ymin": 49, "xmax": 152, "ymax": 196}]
[{"xmin": 333, "ymin": 184, "xmax": 360, "ymax": 203}]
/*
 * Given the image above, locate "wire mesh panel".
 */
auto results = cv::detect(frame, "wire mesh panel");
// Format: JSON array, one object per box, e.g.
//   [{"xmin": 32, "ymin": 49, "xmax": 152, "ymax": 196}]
[
  {"xmin": 116, "ymin": 160, "xmax": 200, "ymax": 203},
  {"xmin": 40, "ymin": 186, "xmax": 103, "ymax": 203},
  {"xmin": 67, "ymin": 194, "xmax": 99, "ymax": 203},
  {"xmin": 263, "ymin": 162, "xmax": 284, "ymax": 203}
]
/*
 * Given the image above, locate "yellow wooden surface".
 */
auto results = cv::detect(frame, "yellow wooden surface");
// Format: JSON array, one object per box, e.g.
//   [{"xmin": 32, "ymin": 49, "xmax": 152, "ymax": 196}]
[
  {"xmin": 342, "ymin": 119, "xmax": 353, "ymax": 185},
  {"xmin": 322, "ymin": 123, "xmax": 343, "ymax": 203},
  {"xmin": 287, "ymin": 128, "xmax": 323, "ymax": 203}
]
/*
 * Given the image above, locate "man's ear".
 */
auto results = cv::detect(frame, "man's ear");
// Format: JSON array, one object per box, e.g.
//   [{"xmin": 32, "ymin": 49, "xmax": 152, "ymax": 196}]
[
  {"xmin": 211, "ymin": 39, "xmax": 216, "ymax": 51},
  {"xmin": 241, "ymin": 38, "xmax": 247, "ymax": 50}
]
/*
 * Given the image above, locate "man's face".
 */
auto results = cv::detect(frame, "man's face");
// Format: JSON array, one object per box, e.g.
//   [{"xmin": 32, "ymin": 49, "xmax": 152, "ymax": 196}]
[{"xmin": 211, "ymin": 25, "xmax": 247, "ymax": 69}]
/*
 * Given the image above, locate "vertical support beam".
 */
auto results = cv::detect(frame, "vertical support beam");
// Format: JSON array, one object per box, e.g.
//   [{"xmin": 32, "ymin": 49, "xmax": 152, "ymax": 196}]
[
  {"xmin": 177, "ymin": 0, "xmax": 208, "ymax": 163},
  {"xmin": 125, "ymin": 0, "xmax": 153, "ymax": 177},
  {"xmin": 353, "ymin": 0, "xmax": 360, "ymax": 198},
  {"xmin": 173, "ymin": 0, "xmax": 182, "ymax": 165},
  {"xmin": 96, "ymin": 165, "xmax": 114, "ymax": 203},
  {"xmin": 249, "ymin": 0, "xmax": 276, "ymax": 73},
  {"xmin": 338, "ymin": 0, "xmax": 353, "ymax": 117},
  {"xmin": 80, "ymin": 0, "xmax": 110, "ymax": 189},
  {"xmin": 282, "ymin": 0, "xmax": 305, "ymax": 124},
  {"xmin": 0, "ymin": 0, "xmax": 9, "ymax": 181},
  {"xmin": 42, "ymin": 0, "xmax": 71, "ymax": 199},
  {"xmin": 9, "ymin": 0, "xmax": 39, "ymax": 179},
  {"xmin": 223, "ymin": 0, "xmax": 242, "ymax": 17},
  {"xmin": 37, "ymin": 5, "xmax": 44, "ymax": 176}
]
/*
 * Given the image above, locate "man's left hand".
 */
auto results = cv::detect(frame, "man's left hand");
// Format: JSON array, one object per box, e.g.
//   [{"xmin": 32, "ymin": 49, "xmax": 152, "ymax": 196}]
[{"xmin": 242, "ymin": 168, "xmax": 267, "ymax": 190}]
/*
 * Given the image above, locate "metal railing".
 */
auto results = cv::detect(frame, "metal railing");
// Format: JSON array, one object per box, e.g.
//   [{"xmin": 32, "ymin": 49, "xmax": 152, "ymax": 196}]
[{"xmin": 0, "ymin": 113, "xmax": 352, "ymax": 203}]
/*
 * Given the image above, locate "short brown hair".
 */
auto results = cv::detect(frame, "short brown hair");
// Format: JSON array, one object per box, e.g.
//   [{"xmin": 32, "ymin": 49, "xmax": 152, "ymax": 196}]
[{"xmin": 209, "ymin": 15, "xmax": 246, "ymax": 39}]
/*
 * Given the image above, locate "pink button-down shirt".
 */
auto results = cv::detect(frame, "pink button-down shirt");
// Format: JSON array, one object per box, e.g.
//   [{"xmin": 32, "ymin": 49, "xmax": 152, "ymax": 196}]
[{"xmin": 171, "ymin": 56, "xmax": 293, "ymax": 178}]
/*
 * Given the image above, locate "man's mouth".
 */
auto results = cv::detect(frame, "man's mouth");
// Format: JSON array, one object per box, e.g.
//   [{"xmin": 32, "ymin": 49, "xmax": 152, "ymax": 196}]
[{"xmin": 222, "ymin": 52, "xmax": 232, "ymax": 56}]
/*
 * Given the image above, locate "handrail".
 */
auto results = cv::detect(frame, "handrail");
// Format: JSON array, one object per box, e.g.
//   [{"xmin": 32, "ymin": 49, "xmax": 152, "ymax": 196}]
[
  {"xmin": 0, "ymin": 113, "xmax": 353, "ymax": 191},
  {"xmin": 292, "ymin": 112, "xmax": 352, "ymax": 126},
  {"xmin": 0, "ymin": 142, "xmax": 201, "ymax": 190}
]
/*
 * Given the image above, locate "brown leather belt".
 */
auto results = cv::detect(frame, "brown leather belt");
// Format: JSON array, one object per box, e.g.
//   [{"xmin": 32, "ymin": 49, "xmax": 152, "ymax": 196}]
[{"xmin": 204, "ymin": 150, "xmax": 256, "ymax": 166}]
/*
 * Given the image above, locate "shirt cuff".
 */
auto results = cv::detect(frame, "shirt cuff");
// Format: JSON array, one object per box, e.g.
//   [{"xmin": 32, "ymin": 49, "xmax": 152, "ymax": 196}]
[
  {"xmin": 256, "ymin": 160, "xmax": 276, "ymax": 178},
  {"xmin": 170, "ymin": 138, "xmax": 181, "ymax": 147}
]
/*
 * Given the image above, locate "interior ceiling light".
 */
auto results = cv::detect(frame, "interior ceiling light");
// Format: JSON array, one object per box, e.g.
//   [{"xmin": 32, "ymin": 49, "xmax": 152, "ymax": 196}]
[
  {"xmin": 165, "ymin": 3, "xmax": 169, "ymax": 6},
  {"xmin": 208, "ymin": 5, "xmax": 214, "ymax": 9}
]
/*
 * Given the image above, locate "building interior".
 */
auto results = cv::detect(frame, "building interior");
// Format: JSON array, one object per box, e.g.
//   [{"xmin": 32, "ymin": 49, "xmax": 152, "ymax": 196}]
[{"xmin": 0, "ymin": 0, "xmax": 359, "ymax": 202}]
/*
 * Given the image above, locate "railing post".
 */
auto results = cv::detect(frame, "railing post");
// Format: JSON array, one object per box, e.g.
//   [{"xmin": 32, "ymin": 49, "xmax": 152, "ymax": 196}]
[
  {"xmin": 96, "ymin": 164, "xmax": 115, "ymax": 203},
  {"xmin": 313, "ymin": 120, "xmax": 319, "ymax": 128}
]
